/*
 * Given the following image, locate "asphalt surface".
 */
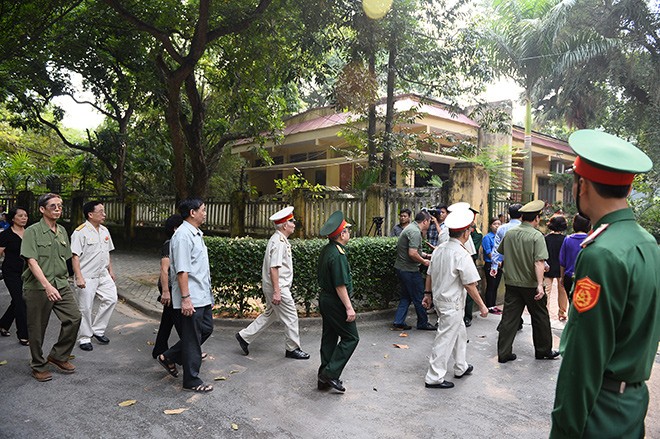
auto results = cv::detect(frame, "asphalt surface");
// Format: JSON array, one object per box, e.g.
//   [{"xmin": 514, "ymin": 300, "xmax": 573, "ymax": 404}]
[{"xmin": 0, "ymin": 250, "xmax": 658, "ymax": 438}]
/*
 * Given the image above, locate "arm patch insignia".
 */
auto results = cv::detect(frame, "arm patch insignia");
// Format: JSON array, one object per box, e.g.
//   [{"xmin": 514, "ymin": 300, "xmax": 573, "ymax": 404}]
[{"xmin": 573, "ymin": 276, "xmax": 601, "ymax": 313}]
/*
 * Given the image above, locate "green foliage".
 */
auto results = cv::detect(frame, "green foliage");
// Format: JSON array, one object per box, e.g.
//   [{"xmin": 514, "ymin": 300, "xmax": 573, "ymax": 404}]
[
  {"xmin": 274, "ymin": 174, "xmax": 324, "ymax": 197},
  {"xmin": 464, "ymin": 145, "xmax": 521, "ymax": 190},
  {"xmin": 205, "ymin": 236, "xmax": 399, "ymax": 317}
]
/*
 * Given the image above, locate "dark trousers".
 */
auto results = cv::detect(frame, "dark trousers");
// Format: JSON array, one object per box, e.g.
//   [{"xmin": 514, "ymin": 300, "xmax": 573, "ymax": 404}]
[
  {"xmin": 163, "ymin": 305, "xmax": 213, "ymax": 388},
  {"xmin": 152, "ymin": 303, "xmax": 181, "ymax": 359},
  {"xmin": 485, "ymin": 269, "xmax": 503, "ymax": 308},
  {"xmin": 24, "ymin": 287, "xmax": 81, "ymax": 372},
  {"xmin": 497, "ymin": 285, "xmax": 552, "ymax": 359},
  {"xmin": 394, "ymin": 269, "xmax": 429, "ymax": 328},
  {"xmin": 563, "ymin": 276, "xmax": 574, "ymax": 302},
  {"xmin": 0, "ymin": 274, "xmax": 28, "ymax": 339},
  {"xmin": 319, "ymin": 294, "xmax": 359, "ymax": 380}
]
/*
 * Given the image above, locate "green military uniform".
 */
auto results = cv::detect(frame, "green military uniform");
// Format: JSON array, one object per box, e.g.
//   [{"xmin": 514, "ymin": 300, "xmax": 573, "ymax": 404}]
[
  {"xmin": 21, "ymin": 218, "xmax": 81, "ymax": 372},
  {"xmin": 317, "ymin": 212, "xmax": 359, "ymax": 382},
  {"xmin": 551, "ymin": 130, "xmax": 660, "ymax": 438},
  {"xmin": 496, "ymin": 215, "xmax": 552, "ymax": 360}
]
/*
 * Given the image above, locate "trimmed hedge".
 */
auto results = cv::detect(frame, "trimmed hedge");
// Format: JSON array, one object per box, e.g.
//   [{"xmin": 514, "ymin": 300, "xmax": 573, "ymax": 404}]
[{"xmin": 206, "ymin": 236, "xmax": 399, "ymax": 317}]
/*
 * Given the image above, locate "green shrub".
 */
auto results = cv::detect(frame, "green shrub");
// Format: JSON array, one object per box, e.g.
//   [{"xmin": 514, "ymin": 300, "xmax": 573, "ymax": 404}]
[{"xmin": 205, "ymin": 235, "xmax": 399, "ymax": 317}]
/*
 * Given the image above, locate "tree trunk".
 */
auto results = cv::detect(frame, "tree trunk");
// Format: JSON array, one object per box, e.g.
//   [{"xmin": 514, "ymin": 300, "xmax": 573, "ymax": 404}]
[
  {"xmin": 164, "ymin": 82, "xmax": 188, "ymax": 201},
  {"xmin": 522, "ymin": 96, "xmax": 533, "ymax": 194},
  {"xmin": 381, "ymin": 33, "xmax": 397, "ymax": 186}
]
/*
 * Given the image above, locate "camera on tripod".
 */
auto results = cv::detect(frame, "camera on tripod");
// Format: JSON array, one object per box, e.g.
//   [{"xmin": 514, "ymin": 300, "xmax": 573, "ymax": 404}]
[
  {"xmin": 368, "ymin": 216, "xmax": 384, "ymax": 236},
  {"xmin": 422, "ymin": 207, "xmax": 439, "ymax": 216}
]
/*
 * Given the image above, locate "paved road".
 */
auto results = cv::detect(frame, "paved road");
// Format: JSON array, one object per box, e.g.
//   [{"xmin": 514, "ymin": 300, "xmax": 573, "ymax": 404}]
[{"xmin": 0, "ymin": 251, "xmax": 658, "ymax": 438}]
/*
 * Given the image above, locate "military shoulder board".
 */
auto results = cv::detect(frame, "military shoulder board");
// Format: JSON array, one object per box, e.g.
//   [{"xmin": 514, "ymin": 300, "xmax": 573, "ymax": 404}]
[
  {"xmin": 336, "ymin": 244, "xmax": 345, "ymax": 254},
  {"xmin": 581, "ymin": 224, "xmax": 609, "ymax": 248}
]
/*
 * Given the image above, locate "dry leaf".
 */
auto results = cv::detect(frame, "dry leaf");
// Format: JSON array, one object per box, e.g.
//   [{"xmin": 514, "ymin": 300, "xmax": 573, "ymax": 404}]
[
  {"xmin": 393, "ymin": 344, "xmax": 409, "ymax": 349},
  {"xmin": 229, "ymin": 370, "xmax": 239, "ymax": 374},
  {"xmin": 164, "ymin": 408, "xmax": 189, "ymax": 415},
  {"xmin": 146, "ymin": 341, "xmax": 155, "ymax": 346},
  {"xmin": 231, "ymin": 423, "xmax": 239, "ymax": 430},
  {"xmin": 398, "ymin": 332, "xmax": 408, "ymax": 337},
  {"xmin": 384, "ymin": 354, "xmax": 389, "ymax": 358},
  {"xmin": 214, "ymin": 376, "xmax": 227, "ymax": 381},
  {"xmin": 118, "ymin": 400, "xmax": 137, "ymax": 407},
  {"xmin": 0, "ymin": 360, "xmax": 7, "ymax": 366}
]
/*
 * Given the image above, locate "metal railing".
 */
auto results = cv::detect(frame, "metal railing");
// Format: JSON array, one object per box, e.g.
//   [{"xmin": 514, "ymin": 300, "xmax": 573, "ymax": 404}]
[{"xmin": 488, "ymin": 189, "xmax": 534, "ymax": 220}]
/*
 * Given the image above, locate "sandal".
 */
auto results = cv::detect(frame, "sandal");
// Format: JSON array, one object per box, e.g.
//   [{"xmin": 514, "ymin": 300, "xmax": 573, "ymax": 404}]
[
  {"xmin": 184, "ymin": 383, "xmax": 213, "ymax": 393},
  {"xmin": 19, "ymin": 339, "xmax": 29, "ymax": 346},
  {"xmin": 157, "ymin": 354, "xmax": 179, "ymax": 377},
  {"xmin": 558, "ymin": 315, "xmax": 567, "ymax": 322},
  {"xmin": 0, "ymin": 328, "xmax": 10, "ymax": 337}
]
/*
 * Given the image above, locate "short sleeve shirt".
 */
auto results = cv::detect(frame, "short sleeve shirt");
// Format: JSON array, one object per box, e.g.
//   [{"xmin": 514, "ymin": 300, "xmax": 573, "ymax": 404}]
[
  {"xmin": 318, "ymin": 241, "xmax": 353, "ymax": 298},
  {"xmin": 20, "ymin": 218, "xmax": 72, "ymax": 290},
  {"xmin": 169, "ymin": 220, "xmax": 212, "ymax": 309},
  {"xmin": 428, "ymin": 238, "xmax": 480, "ymax": 304},
  {"xmin": 262, "ymin": 230, "xmax": 293, "ymax": 290},
  {"xmin": 70, "ymin": 221, "xmax": 114, "ymax": 278},
  {"xmin": 499, "ymin": 222, "xmax": 548, "ymax": 288},
  {"xmin": 394, "ymin": 221, "xmax": 423, "ymax": 272}
]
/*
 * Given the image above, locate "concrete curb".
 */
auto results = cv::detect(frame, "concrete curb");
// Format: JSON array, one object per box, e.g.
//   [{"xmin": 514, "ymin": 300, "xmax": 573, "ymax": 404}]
[{"xmin": 119, "ymin": 292, "xmax": 396, "ymax": 329}]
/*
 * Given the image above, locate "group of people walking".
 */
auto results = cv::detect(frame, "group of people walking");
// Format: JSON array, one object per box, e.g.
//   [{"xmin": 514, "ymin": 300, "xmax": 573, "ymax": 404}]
[{"xmin": 0, "ymin": 129, "xmax": 658, "ymax": 437}]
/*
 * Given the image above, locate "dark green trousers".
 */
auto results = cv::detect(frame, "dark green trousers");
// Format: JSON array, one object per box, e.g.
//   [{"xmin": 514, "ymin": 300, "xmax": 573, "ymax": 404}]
[
  {"xmin": 497, "ymin": 284, "xmax": 552, "ymax": 358},
  {"xmin": 583, "ymin": 384, "xmax": 648, "ymax": 438},
  {"xmin": 318, "ymin": 294, "xmax": 359, "ymax": 380},
  {"xmin": 24, "ymin": 287, "xmax": 81, "ymax": 372}
]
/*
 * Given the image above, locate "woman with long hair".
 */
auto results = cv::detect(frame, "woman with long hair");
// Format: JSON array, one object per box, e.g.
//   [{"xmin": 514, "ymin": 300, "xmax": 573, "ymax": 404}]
[{"xmin": 0, "ymin": 206, "xmax": 29, "ymax": 345}]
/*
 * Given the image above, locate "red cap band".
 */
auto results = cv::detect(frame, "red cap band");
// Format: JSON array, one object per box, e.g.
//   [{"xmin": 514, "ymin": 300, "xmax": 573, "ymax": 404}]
[
  {"xmin": 274, "ymin": 213, "xmax": 294, "ymax": 224},
  {"xmin": 573, "ymin": 156, "xmax": 635, "ymax": 185},
  {"xmin": 328, "ymin": 220, "xmax": 347, "ymax": 239},
  {"xmin": 448, "ymin": 225, "xmax": 471, "ymax": 233}
]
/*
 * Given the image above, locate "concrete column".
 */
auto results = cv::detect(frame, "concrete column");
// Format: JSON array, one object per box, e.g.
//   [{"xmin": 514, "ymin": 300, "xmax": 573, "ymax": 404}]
[
  {"xmin": 365, "ymin": 185, "xmax": 386, "ymax": 236},
  {"xmin": 291, "ymin": 188, "xmax": 306, "ymax": 239},
  {"xmin": 230, "ymin": 190, "xmax": 247, "ymax": 237},
  {"xmin": 449, "ymin": 162, "xmax": 490, "ymax": 235}
]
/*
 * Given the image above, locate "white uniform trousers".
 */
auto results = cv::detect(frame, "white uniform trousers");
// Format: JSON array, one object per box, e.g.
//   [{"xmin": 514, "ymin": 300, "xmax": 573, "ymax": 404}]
[
  {"xmin": 239, "ymin": 287, "xmax": 301, "ymax": 351},
  {"xmin": 425, "ymin": 302, "xmax": 470, "ymax": 384},
  {"xmin": 76, "ymin": 271, "xmax": 118, "ymax": 344}
]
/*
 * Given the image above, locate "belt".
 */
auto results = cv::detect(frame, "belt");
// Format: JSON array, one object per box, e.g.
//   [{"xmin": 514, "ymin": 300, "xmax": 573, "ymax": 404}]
[{"xmin": 601, "ymin": 377, "xmax": 643, "ymax": 394}]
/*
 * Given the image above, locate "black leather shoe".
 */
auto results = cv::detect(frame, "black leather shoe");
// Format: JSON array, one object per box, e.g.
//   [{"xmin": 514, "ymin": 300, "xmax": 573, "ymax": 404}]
[
  {"xmin": 79, "ymin": 343, "xmax": 93, "ymax": 351},
  {"xmin": 464, "ymin": 318, "xmax": 472, "ymax": 327},
  {"xmin": 417, "ymin": 323, "xmax": 436, "ymax": 331},
  {"xmin": 535, "ymin": 350, "xmax": 560, "ymax": 360},
  {"xmin": 285, "ymin": 348, "xmax": 310, "ymax": 360},
  {"xmin": 392, "ymin": 324, "xmax": 412, "ymax": 330},
  {"xmin": 425, "ymin": 380, "xmax": 454, "ymax": 389},
  {"xmin": 454, "ymin": 364, "xmax": 473, "ymax": 379},
  {"xmin": 498, "ymin": 353, "xmax": 517, "ymax": 363},
  {"xmin": 235, "ymin": 333, "xmax": 249, "ymax": 355},
  {"xmin": 319, "ymin": 374, "xmax": 345, "ymax": 392},
  {"xmin": 92, "ymin": 334, "xmax": 110, "ymax": 345}
]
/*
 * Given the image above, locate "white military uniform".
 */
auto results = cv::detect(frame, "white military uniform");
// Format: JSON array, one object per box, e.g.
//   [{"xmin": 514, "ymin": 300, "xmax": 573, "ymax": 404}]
[
  {"xmin": 71, "ymin": 220, "xmax": 117, "ymax": 345},
  {"xmin": 238, "ymin": 213, "xmax": 301, "ymax": 351},
  {"xmin": 425, "ymin": 237, "xmax": 480, "ymax": 385}
]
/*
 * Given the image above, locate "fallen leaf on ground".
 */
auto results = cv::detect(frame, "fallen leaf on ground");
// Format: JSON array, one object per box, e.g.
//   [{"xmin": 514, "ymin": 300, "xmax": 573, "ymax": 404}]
[
  {"xmin": 214, "ymin": 376, "xmax": 227, "ymax": 381},
  {"xmin": 146, "ymin": 341, "xmax": 155, "ymax": 345},
  {"xmin": 164, "ymin": 408, "xmax": 189, "ymax": 415},
  {"xmin": 384, "ymin": 354, "xmax": 389, "ymax": 358},
  {"xmin": 373, "ymin": 387, "xmax": 377, "ymax": 391},
  {"xmin": 231, "ymin": 423, "xmax": 239, "ymax": 430},
  {"xmin": 0, "ymin": 360, "xmax": 7, "ymax": 366},
  {"xmin": 229, "ymin": 370, "xmax": 239, "ymax": 374},
  {"xmin": 393, "ymin": 344, "xmax": 409, "ymax": 349},
  {"xmin": 118, "ymin": 400, "xmax": 137, "ymax": 407},
  {"xmin": 398, "ymin": 332, "xmax": 408, "ymax": 337},
  {"xmin": 477, "ymin": 335, "xmax": 486, "ymax": 338}
]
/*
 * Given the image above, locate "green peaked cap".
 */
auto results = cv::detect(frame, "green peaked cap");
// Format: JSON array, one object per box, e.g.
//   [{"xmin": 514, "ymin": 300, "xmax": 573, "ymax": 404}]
[
  {"xmin": 320, "ymin": 210, "xmax": 349, "ymax": 236},
  {"xmin": 568, "ymin": 129, "xmax": 652, "ymax": 173}
]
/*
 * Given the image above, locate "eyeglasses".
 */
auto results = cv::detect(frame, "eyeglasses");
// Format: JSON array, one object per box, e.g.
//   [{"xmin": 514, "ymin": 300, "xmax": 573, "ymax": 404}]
[
  {"xmin": 45, "ymin": 203, "xmax": 63, "ymax": 210},
  {"xmin": 288, "ymin": 219, "xmax": 295, "ymax": 223}
]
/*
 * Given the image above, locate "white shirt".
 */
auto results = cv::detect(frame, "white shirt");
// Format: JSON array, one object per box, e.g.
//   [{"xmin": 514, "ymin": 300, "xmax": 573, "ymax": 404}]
[
  {"xmin": 429, "ymin": 238, "xmax": 480, "ymax": 305},
  {"xmin": 262, "ymin": 230, "xmax": 293, "ymax": 290},
  {"xmin": 70, "ymin": 221, "xmax": 114, "ymax": 278}
]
